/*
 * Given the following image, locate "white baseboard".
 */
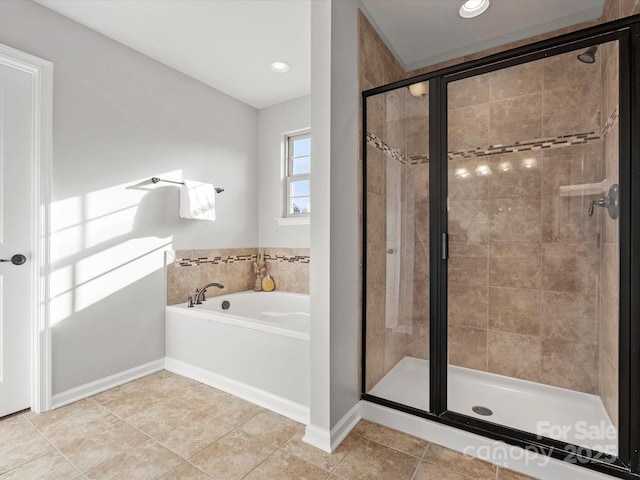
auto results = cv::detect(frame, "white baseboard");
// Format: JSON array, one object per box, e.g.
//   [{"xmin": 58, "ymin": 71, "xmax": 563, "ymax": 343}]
[
  {"xmin": 164, "ymin": 357, "xmax": 310, "ymax": 424},
  {"xmin": 303, "ymin": 424, "xmax": 332, "ymax": 452},
  {"xmin": 51, "ymin": 359, "xmax": 165, "ymax": 409},
  {"xmin": 303, "ymin": 403, "xmax": 361, "ymax": 453}
]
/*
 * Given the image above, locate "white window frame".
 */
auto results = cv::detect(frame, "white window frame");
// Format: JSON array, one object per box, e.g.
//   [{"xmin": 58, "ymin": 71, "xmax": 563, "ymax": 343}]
[{"xmin": 284, "ymin": 130, "xmax": 311, "ymax": 218}]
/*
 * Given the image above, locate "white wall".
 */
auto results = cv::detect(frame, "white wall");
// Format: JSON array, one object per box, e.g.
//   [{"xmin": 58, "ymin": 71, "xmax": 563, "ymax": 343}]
[
  {"xmin": 0, "ymin": 0, "xmax": 259, "ymax": 394},
  {"xmin": 328, "ymin": 0, "xmax": 360, "ymax": 428},
  {"xmin": 306, "ymin": 0, "xmax": 361, "ymax": 450},
  {"xmin": 308, "ymin": 0, "xmax": 332, "ymax": 448},
  {"xmin": 258, "ymin": 95, "xmax": 310, "ymax": 248}
]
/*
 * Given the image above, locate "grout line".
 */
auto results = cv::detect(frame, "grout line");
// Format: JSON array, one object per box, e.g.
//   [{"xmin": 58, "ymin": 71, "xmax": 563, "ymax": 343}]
[
  {"xmin": 238, "ymin": 449, "xmax": 277, "ymax": 480},
  {"xmin": 0, "ymin": 451, "xmax": 58, "ymax": 478},
  {"xmin": 22, "ymin": 417, "xmax": 89, "ymax": 479},
  {"xmin": 408, "ymin": 459, "xmax": 421, "ymax": 480}
]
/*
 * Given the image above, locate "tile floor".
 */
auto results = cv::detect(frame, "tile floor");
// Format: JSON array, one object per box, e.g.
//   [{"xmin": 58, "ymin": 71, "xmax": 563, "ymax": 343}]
[{"xmin": 0, "ymin": 370, "xmax": 539, "ymax": 480}]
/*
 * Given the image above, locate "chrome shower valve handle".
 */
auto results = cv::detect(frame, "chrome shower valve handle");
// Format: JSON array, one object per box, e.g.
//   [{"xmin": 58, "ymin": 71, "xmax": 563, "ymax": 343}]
[
  {"xmin": 587, "ymin": 184, "xmax": 619, "ymax": 219},
  {"xmin": 588, "ymin": 197, "xmax": 610, "ymax": 216}
]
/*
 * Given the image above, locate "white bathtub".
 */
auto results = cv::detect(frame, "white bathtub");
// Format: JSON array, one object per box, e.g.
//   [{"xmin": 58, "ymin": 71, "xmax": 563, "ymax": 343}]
[{"xmin": 165, "ymin": 291, "xmax": 310, "ymax": 423}]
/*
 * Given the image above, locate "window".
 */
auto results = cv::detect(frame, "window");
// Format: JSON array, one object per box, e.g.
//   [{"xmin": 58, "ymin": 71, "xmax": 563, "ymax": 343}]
[{"xmin": 285, "ymin": 131, "xmax": 311, "ymax": 217}]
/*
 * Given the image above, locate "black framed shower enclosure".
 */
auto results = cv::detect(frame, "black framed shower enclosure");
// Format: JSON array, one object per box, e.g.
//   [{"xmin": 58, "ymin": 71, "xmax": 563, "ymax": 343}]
[{"xmin": 361, "ymin": 15, "xmax": 640, "ymax": 480}]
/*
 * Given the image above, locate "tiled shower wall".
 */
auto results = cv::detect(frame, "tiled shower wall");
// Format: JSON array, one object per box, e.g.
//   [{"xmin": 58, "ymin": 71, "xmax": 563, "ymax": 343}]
[
  {"xmin": 599, "ymin": 41, "xmax": 620, "ymax": 428},
  {"xmin": 445, "ymin": 52, "xmax": 603, "ymax": 393},
  {"xmin": 166, "ymin": 248, "xmax": 309, "ymax": 305}
]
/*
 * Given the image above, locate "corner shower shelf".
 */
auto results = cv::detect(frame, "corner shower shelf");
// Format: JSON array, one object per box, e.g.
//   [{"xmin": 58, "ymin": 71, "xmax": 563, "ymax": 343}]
[{"xmin": 558, "ymin": 180, "xmax": 607, "ymax": 197}]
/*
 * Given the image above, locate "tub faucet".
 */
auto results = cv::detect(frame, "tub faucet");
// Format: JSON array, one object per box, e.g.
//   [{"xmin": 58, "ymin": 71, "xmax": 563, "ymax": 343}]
[{"xmin": 194, "ymin": 282, "xmax": 224, "ymax": 305}]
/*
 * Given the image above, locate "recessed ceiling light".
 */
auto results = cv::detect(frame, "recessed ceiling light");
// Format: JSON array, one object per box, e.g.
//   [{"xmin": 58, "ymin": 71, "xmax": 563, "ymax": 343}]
[
  {"xmin": 459, "ymin": 0, "xmax": 490, "ymax": 18},
  {"xmin": 270, "ymin": 61, "xmax": 291, "ymax": 73}
]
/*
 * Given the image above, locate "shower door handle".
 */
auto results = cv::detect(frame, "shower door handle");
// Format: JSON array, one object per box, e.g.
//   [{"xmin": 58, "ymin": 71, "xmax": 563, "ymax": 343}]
[{"xmin": 442, "ymin": 233, "xmax": 449, "ymax": 260}]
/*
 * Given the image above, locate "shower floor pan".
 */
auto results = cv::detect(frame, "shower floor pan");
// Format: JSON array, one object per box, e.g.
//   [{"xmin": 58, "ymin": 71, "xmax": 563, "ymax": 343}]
[{"xmin": 369, "ymin": 356, "xmax": 617, "ymax": 455}]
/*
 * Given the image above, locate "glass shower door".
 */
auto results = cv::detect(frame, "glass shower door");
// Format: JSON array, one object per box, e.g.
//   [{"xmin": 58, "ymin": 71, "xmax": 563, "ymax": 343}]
[
  {"xmin": 445, "ymin": 41, "xmax": 620, "ymax": 457},
  {"xmin": 364, "ymin": 81, "xmax": 430, "ymax": 412}
]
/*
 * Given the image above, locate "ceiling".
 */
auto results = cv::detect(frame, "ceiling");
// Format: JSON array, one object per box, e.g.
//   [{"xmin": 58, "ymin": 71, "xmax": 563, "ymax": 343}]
[
  {"xmin": 35, "ymin": 0, "xmax": 606, "ymax": 109},
  {"xmin": 361, "ymin": 0, "xmax": 606, "ymax": 70},
  {"xmin": 35, "ymin": 0, "xmax": 311, "ymax": 109}
]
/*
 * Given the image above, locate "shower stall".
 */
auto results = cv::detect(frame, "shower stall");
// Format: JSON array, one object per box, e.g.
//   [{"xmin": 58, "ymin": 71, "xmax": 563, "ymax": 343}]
[{"xmin": 362, "ymin": 17, "xmax": 640, "ymax": 480}]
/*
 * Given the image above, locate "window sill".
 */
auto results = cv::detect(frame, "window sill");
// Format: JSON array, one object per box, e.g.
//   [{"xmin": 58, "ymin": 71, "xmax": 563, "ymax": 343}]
[{"xmin": 275, "ymin": 216, "xmax": 310, "ymax": 226}]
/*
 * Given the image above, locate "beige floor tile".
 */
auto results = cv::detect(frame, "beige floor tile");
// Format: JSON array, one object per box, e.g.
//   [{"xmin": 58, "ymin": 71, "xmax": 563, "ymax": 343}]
[
  {"xmin": 85, "ymin": 439, "xmax": 182, "ymax": 480},
  {"xmin": 138, "ymin": 371, "xmax": 200, "ymax": 399},
  {"xmin": 351, "ymin": 420, "xmax": 428, "ymax": 458},
  {"xmin": 36, "ymin": 403, "xmax": 118, "ymax": 443},
  {"xmin": 0, "ymin": 415, "xmax": 54, "ymax": 474},
  {"xmin": 27, "ymin": 399, "xmax": 110, "ymax": 430},
  {"xmin": 138, "ymin": 370, "xmax": 176, "ymax": 382},
  {"xmin": 423, "ymin": 444, "xmax": 497, "ymax": 479},
  {"xmin": 413, "ymin": 461, "xmax": 474, "ymax": 480},
  {"xmin": 199, "ymin": 392, "xmax": 264, "ymax": 426},
  {"xmin": 244, "ymin": 450, "xmax": 330, "ymax": 480},
  {"xmin": 174, "ymin": 381, "xmax": 231, "ymax": 409},
  {"xmin": 94, "ymin": 382, "xmax": 161, "ymax": 419},
  {"xmin": 133, "ymin": 374, "xmax": 263, "ymax": 427},
  {"xmin": 0, "ymin": 451, "xmax": 79, "ymax": 480},
  {"xmin": 281, "ymin": 432, "xmax": 347, "ymax": 472},
  {"xmin": 332, "ymin": 434, "xmax": 420, "ymax": 480},
  {"xmin": 92, "ymin": 379, "xmax": 148, "ymax": 402},
  {"xmin": 151, "ymin": 410, "xmax": 234, "ymax": 459},
  {"xmin": 497, "ymin": 468, "xmax": 540, "ymax": 480},
  {"xmin": 189, "ymin": 430, "xmax": 276, "ymax": 480},
  {"xmin": 159, "ymin": 462, "xmax": 212, "ymax": 480},
  {"xmin": 126, "ymin": 398, "xmax": 203, "ymax": 436},
  {"xmin": 50, "ymin": 415, "xmax": 148, "ymax": 473},
  {"xmin": 2, "ymin": 373, "xmax": 548, "ymax": 480},
  {"xmin": 240, "ymin": 410, "xmax": 303, "ymax": 447}
]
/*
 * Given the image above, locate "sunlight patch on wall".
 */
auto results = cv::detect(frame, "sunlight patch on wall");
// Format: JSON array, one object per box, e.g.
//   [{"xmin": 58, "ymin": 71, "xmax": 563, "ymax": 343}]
[
  {"xmin": 49, "ymin": 171, "xmax": 181, "ymax": 325},
  {"xmin": 73, "ymin": 237, "xmax": 170, "ymax": 313}
]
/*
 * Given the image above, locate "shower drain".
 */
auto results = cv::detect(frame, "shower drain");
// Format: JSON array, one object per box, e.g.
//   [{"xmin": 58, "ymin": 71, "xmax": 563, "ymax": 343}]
[{"xmin": 472, "ymin": 405, "xmax": 493, "ymax": 416}]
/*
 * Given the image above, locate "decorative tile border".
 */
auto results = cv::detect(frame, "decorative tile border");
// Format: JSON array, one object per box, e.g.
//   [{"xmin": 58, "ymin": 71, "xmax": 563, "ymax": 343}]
[
  {"xmin": 264, "ymin": 254, "xmax": 310, "ymax": 264},
  {"xmin": 174, "ymin": 252, "xmax": 311, "ymax": 267},
  {"xmin": 602, "ymin": 106, "xmax": 618, "ymax": 139},
  {"xmin": 177, "ymin": 254, "xmax": 257, "ymax": 267},
  {"xmin": 447, "ymin": 131, "xmax": 600, "ymax": 160},
  {"xmin": 408, "ymin": 154, "xmax": 429, "ymax": 165},
  {"xmin": 366, "ymin": 132, "xmax": 405, "ymax": 163},
  {"xmin": 367, "ymin": 130, "xmax": 602, "ymax": 164}
]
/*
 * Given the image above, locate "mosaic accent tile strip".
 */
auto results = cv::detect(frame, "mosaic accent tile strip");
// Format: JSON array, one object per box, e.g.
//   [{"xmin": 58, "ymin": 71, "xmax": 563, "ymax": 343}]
[
  {"xmin": 366, "ymin": 132, "xmax": 406, "ymax": 163},
  {"xmin": 447, "ymin": 131, "xmax": 600, "ymax": 160},
  {"xmin": 408, "ymin": 155, "xmax": 429, "ymax": 165},
  {"xmin": 367, "ymin": 130, "xmax": 601, "ymax": 163},
  {"xmin": 264, "ymin": 254, "xmax": 310, "ymax": 264},
  {"xmin": 602, "ymin": 106, "xmax": 618, "ymax": 139},
  {"xmin": 177, "ymin": 254, "xmax": 257, "ymax": 267}
]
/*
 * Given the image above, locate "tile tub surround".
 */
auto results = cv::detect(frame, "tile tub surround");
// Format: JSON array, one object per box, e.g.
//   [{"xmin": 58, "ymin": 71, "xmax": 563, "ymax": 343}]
[
  {"xmin": 166, "ymin": 249, "xmax": 256, "ymax": 306},
  {"xmin": 261, "ymin": 248, "xmax": 310, "ymax": 295},
  {"xmin": 0, "ymin": 370, "xmax": 540, "ymax": 480},
  {"xmin": 166, "ymin": 248, "xmax": 310, "ymax": 305}
]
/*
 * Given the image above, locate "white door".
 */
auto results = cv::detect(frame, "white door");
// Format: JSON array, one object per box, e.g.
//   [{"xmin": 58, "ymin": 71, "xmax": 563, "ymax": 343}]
[{"xmin": 0, "ymin": 62, "xmax": 33, "ymax": 417}]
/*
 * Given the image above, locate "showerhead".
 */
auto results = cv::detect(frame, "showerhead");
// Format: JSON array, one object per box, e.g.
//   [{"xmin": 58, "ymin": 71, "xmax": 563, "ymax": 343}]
[{"xmin": 577, "ymin": 45, "xmax": 598, "ymax": 64}]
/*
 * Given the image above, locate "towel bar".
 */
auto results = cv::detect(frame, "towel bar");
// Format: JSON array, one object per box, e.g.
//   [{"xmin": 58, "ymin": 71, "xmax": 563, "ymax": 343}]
[{"xmin": 151, "ymin": 177, "xmax": 224, "ymax": 193}]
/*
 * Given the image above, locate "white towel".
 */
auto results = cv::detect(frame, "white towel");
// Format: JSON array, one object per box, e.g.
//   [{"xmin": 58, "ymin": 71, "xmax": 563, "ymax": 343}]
[{"xmin": 179, "ymin": 180, "xmax": 216, "ymax": 220}]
